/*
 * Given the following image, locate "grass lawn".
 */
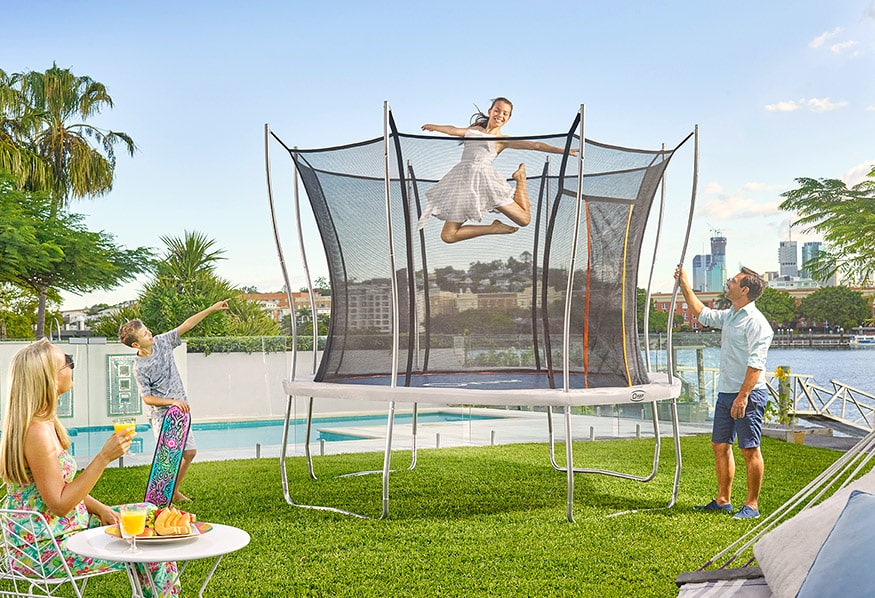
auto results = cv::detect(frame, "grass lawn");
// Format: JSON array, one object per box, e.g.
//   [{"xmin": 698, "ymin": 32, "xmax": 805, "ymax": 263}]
[{"xmin": 2, "ymin": 435, "xmax": 844, "ymax": 597}]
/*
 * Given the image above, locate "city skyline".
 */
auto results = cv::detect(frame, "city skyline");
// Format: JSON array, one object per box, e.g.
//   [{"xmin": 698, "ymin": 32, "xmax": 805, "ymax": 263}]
[{"xmin": 2, "ymin": 1, "xmax": 873, "ymax": 310}]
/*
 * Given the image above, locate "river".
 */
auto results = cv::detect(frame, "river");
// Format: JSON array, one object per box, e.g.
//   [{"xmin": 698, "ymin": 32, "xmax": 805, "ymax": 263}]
[
  {"xmin": 766, "ymin": 348, "xmax": 875, "ymax": 393},
  {"xmin": 660, "ymin": 347, "xmax": 875, "ymax": 395}
]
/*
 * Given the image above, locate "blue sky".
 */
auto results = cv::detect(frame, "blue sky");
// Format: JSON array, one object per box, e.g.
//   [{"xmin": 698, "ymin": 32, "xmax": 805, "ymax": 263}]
[{"xmin": 3, "ymin": 0, "xmax": 874, "ymax": 309}]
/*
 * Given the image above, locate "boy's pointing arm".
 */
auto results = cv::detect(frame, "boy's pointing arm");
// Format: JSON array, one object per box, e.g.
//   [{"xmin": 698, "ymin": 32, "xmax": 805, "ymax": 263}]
[{"xmin": 176, "ymin": 299, "xmax": 231, "ymax": 336}]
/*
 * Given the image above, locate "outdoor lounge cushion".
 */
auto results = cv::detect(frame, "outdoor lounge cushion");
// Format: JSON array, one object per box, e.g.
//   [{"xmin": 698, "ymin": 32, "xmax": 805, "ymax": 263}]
[
  {"xmin": 795, "ymin": 490, "xmax": 875, "ymax": 597},
  {"xmin": 754, "ymin": 468, "xmax": 875, "ymax": 598}
]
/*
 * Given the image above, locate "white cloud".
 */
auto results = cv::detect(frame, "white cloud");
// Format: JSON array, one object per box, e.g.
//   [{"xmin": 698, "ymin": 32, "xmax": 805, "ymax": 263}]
[
  {"xmin": 764, "ymin": 101, "xmax": 801, "ymax": 112},
  {"xmin": 866, "ymin": 105, "xmax": 875, "ymax": 111},
  {"xmin": 699, "ymin": 193, "xmax": 781, "ymax": 220},
  {"xmin": 829, "ymin": 39, "xmax": 859, "ymax": 54},
  {"xmin": 809, "ymin": 27, "xmax": 843, "ymax": 48},
  {"xmin": 764, "ymin": 97, "xmax": 848, "ymax": 112},
  {"xmin": 808, "ymin": 27, "xmax": 861, "ymax": 56},
  {"xmin": 843, "ymin": 160, "xmax": 875, "ymax": 186},
  {"xmin": 701, "ymin": 181, "xmax": 724, "ymax": 194},
  {"xmin": 807, "ymin": 97, "xmax": 848, "ymax": 111}
]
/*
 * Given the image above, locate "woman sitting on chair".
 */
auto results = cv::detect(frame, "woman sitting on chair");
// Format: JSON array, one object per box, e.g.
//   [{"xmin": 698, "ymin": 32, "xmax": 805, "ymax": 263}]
[{"xmin": 0, "ymin": 338, "xmax": 178, "ymax": 596}]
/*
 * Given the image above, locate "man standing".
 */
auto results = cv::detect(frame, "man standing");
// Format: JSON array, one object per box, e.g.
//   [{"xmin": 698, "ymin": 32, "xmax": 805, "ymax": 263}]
[{"xmin": 675, "ymin": 266, "xmax": 773, "ymax": 520}]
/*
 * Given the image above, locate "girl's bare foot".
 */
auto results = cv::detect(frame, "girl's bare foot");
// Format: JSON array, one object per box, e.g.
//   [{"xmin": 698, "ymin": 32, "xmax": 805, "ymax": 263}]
[
  {"xmin": 512, "ymin": 163, "xmax": 527, "ymax": 182},
  {"xmin": 172, "ymin": 491, "xmax": 192, "ymax": 502},
  {"xmin": 490, "ymin": 220, "xmax": 518, "ymax": 235}
]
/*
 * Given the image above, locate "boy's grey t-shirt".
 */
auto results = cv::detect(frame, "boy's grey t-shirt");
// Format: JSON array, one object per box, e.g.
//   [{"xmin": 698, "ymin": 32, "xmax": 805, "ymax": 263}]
[{"xmin": 133, "ymin": 329, "xmax": 188, "ymax": 420}]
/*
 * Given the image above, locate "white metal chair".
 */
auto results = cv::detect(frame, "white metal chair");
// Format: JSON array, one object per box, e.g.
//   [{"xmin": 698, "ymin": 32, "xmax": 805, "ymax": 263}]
[{"xmin": 0, "ymin": 508, "xmax": 120, "ymax": 597}]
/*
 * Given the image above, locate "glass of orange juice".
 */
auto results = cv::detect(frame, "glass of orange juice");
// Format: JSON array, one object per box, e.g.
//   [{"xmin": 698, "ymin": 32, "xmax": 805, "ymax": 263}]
[
  {"xmin": 112, "ymin": 418, "xmax": 137, "ymax": 453},
  {"xmin": 119, "ymin": 506, "xmax": 147, "ymax": 553}
]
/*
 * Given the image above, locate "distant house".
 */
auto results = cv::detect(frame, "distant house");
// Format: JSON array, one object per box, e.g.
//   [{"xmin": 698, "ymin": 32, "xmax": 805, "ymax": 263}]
[
  {"xmin": 290, "ymin": 291, "xmax": 332, "ymax": 322},
  {"xmin": 243, "ymin": 292, "xmax": 290, "ymax": 323}
]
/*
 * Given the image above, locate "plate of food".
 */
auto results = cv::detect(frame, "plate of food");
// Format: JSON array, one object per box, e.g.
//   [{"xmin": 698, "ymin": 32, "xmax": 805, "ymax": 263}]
[{"xmin": 106, "ymin": 507, "xmax": 212, "ymax": 543}]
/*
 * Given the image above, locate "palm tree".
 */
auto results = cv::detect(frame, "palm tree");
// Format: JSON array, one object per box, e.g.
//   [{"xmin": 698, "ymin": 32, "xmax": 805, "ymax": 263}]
[
  {"xmin": 0, "ymin": 69, "xmax": 53, "ymax": 191},
  {"xmin": 11, "ymin": 63, "xmax": 136, "ymax": 213},
  {"xmin": 136, "ymin": 231, "xmax": 278, "ymax": 337},
  {"xmin": 157, "ymin": 230, "xmax": 227, "ymax": 292}
]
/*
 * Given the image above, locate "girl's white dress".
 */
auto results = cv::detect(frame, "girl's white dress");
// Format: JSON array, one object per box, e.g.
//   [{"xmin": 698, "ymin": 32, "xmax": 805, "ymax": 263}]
[{"xmin": 417, "ymin": 129, "xmax": 515, "ymax": 229}]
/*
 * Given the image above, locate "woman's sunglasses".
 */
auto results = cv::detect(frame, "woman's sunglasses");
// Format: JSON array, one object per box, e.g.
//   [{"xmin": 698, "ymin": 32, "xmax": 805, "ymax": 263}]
[{"xmin": 62, "ymin": 353, "xmax": 75, "ymax": 371}]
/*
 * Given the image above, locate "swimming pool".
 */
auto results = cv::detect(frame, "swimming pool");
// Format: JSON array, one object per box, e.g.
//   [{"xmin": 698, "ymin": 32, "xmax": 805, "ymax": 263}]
[{"xmin": 67, "ymin": 410, "xmax": 505, "ymax": 458}]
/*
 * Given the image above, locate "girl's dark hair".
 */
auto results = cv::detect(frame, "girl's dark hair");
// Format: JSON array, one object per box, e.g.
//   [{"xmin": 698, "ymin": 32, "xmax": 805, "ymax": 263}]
[{"xmin": 470, "ymin": 97, "xmax": 513, "ymax": 128}]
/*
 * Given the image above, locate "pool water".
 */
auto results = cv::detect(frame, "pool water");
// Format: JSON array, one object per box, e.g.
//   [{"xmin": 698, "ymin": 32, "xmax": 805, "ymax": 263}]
[{"xmin": 68, "ymin": 411, "xmax": 504, "ymax": 458}]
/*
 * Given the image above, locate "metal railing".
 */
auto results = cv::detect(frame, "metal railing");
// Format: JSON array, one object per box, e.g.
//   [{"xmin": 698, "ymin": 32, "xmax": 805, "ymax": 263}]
[
  {"xmin": 766, "ymin": 372, "xmax": 875, "ymax": 436},
  {"xmin": 660, "ymin": 363, "xmax": 875, "ymax": 436}
]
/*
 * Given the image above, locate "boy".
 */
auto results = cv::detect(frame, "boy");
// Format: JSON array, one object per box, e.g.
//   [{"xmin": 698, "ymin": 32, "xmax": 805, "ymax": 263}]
[{"xmin": 118, "ymin": 300, "xmax": 229, "ymax": 502}]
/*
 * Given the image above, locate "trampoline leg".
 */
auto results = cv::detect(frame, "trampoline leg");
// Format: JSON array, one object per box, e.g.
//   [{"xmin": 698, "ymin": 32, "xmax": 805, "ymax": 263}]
[
  {"xmin": 547, "ymin": 407, "xmax": 563, "ymax": 471},
  {"xmin": 280, "ymin": 395, "xmax": 295, "ymax": 505},
  {"xmin": 381, "ymin": 400, "xmax": 397, "ymax": 519},
  {"xmin": 279, "ymin": 394, "xmax": 368, "ymax": 518},
  {"xmin": 407, "ymin": 403, "xmax": 418, "ymax": 471},
  {"xmin": 667, "ymin": 398, "xmax": 682, "ymax": 508},
  {"xmin": 546, "ymin": 400, "xmax": 678, "ymax": 517},
  {"xmin": 305, "ymin": 396, "xmax": 316, "ymax": 480},
  {"xmin": 565, "ymin": 406, "xmax": 575, "ymax": 523}
]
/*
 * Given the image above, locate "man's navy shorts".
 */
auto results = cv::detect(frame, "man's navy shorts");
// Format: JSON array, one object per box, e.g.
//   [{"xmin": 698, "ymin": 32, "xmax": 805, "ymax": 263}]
[{"xmin": 711, "ymin": 388, "xmax": 768, "ymax": 449}]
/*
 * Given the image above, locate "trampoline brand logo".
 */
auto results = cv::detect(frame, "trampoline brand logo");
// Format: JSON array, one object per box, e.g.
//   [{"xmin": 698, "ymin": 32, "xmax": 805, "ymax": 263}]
[{"xmin": 630, "ymin": 390, "xmax": 646, "ymax": 402}]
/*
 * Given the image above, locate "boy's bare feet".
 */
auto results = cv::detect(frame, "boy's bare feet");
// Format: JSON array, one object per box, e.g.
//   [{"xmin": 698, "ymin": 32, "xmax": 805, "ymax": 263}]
[
  {"xmin": 489, "ymin": 220, "xmax": 518, "ymax": 235},
  {"xmin": 512, "ymin": 163, "xmax": 527, "ymax": 182}
]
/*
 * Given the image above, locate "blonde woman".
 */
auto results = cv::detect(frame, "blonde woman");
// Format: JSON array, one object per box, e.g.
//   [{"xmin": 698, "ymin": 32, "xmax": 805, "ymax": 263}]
[{"xmin": 0, "ymin": 338, "xmax": 178, "ymax": 596}]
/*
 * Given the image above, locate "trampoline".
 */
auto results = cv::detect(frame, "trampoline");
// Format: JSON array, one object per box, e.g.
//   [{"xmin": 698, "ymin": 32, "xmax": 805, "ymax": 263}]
[{"xmin": 264, "ymin": 103, "xmax": 698, "ymax": 520}]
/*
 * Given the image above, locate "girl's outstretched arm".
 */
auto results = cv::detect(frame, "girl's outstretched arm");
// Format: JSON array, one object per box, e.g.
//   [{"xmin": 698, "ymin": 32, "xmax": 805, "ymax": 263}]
[
  {"xmin": 500, "ymin": 138, "xmax": 579, "ymax": 155},
  {"xmin": 421, "ymin": 124, "xmax": 471, "ymax": 137}
]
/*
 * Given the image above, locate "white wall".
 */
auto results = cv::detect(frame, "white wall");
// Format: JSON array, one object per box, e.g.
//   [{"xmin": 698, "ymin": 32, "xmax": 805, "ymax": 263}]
[{"xmin": 0, "ymin": 340, "xmax": 388, "ymax": 430}]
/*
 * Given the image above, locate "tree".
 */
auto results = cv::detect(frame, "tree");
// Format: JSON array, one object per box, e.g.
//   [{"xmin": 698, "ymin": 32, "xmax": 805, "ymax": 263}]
[
  {"xmin": 284, "ymin": 311, "xmax": 329, "ymax": 337},
  {"xmin": 636, "ymin": 288, "xmax": 668, "ymax": 332},
  {"xmin": 314, "ymin": 276, "xmax": 331, "ymax": 296},
  {"xmin": 799, "ymin": 286, "xmax": 870, "ymax": 330},
  {"xmin": 229, "ymin": 299, "xmax": 281, "ymax": 336},
  {"xmin": 756, "ymin": 287, "xmax": 797, "ymax": 328},
  {"xmin": 132, "ymin": 230, "xmax": 277, "ymax": 337},
  {"xmin": 0, "ymin": 283, "xmax": 42, "ymax": 339},
  {"xmin": 430, "ymin": 307, "xmax": 523, "ymax": 335},
  {"xmin": 0, "ymin": 69, "xmax": 53, "ymax": 191},
  {"xmin": 1, "ymin": 65, "xmax": 136, "ymax": 337},
  {"xmin": 89, "ymin": 302, "xmax": 142, "ymax": 339},
  {"xmin": 0, "ymin": 63, "xmax": 136, "ymax": 212},
  {"xmin": 0, "ymin": 174, "xmax": 153, "ymax": 337},
  {"xmin": 780, "ymin": 166, "xmax": 875, "ymax": 284},
  {"xmin": 156, "ymin": 230, "xmax": 225, "ymax": 289}
]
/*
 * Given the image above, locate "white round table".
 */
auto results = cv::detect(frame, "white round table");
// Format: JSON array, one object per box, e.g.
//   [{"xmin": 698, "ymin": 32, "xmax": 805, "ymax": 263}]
[{"xmin": 66, "ymin": 523, "xmax": 250, "ymax": 597}]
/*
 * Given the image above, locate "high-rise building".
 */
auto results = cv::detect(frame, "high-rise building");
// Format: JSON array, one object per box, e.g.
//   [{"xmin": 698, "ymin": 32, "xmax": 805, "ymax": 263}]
[
  {"xmin": 800, "ymin": 241, "xmax": 820, "ymax": 279},
  {"xmin": 706, "ymin": 235, "xmax": 727, "ymax": 292},
  {"xmin": 692, "ymin": 254, "xmax": 711, "ymax": 292},
  {"xmin": 800, "ymin": 241, "xmax": 837, "ymax": 286},
  {"xmin": 779, "ymin": 241, "xmax": 798, "ymax": 278}
]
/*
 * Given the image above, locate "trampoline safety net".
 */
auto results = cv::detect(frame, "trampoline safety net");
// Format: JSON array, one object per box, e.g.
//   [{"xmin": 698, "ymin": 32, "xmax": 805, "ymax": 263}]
[{"xmin": 279, "ymin": 111, "xmax": 686, "ymax": 391}]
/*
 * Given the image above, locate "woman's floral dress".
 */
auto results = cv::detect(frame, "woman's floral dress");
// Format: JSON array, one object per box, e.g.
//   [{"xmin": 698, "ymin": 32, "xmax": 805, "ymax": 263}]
[{"xmin": 3, "ymin": 450, "xmax": 179, "ymax": 596}]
